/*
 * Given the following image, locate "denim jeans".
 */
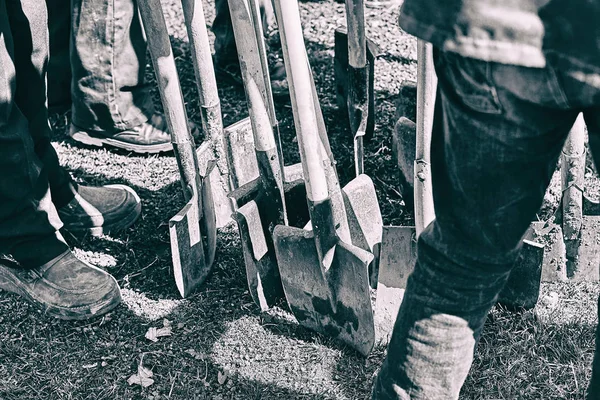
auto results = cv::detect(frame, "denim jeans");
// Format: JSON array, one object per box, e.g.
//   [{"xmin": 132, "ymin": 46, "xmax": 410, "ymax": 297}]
[
  {"xmin": 47, "ymin": 0, "xmax": 154, "ymax": 133},
  {"xmin": 372, "ymin": 49, "xmax": 600, "ymax": 399},
  {"xmin": 46, "ymin": 0, "xmax": 275, "ymax": 132},
  {"xmin": 0, "ymin": 0, "xmax": 69, "ymax": 266}
]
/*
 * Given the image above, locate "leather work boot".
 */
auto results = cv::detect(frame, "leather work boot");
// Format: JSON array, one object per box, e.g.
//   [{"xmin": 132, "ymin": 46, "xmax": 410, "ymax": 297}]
[
  {"xmin": 58, "ymin": 184, "xmax": 141, "ymax": 237},
  {"xmin": 69, "ymin": 114, "xmax": 199, "ymax": 154},
  {"xmin": 0, "ymin": 250, "xmax": 121, "ymax": 320}
]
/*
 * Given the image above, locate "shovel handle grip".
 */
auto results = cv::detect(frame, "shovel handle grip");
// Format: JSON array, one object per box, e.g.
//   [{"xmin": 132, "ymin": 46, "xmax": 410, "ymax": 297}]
[
  {"xmin": 344, "ymin": 0, "xmax": 367, "ymax": 68},
  {"xmin": 414, "ymin": 40, "xmax": 436, "ymax": 235},
  {"xmin": 275, "ymin": 0, "xmax": 328, "ymax": 202},
  {"xmin": 138, "ymin": 0, "xmax": 200, "ymax": 201}
]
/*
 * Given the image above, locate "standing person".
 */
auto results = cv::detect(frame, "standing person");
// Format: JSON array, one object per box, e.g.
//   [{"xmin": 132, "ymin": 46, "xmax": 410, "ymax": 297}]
[
  {"xmin": 372, "ymin": 1, "xmax": 600, "ymax": 399},
  {"xmin": 45, "ymin": 0, "xmax": 286, "ymax": 154},
  {"xmin": 1, "ymin": 0, "xmax": 140, "ymax": 319}
]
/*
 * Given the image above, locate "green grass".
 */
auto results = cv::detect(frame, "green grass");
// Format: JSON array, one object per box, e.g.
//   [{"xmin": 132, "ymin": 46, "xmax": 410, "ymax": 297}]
[{"xmin": 0, "ymin": 0, "xmax": 598, "ymax": 399}]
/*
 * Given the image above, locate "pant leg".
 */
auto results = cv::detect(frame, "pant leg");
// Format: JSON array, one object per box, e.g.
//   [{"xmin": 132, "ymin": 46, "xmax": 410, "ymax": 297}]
[
  {"xmin": 372, "ymin": 50, "xmax": 582, "ymax": 399},
  {"xmin": 1, "ymin": 0, "xmax": 68, "ymax": 267},
  {"xmin": 70, "ymin": 0, "xmax": 154, "ymax": 133},
  {"xmin": 213, "ymin": 0, "xmax": 275, "ymax": 62},
  {"xmin": 46, "ymin": 0, "xmax": 73, "ymax": 114},
  {"xmin": 11, "ymin": 0, "xmax": 74, "ymax": 209}
]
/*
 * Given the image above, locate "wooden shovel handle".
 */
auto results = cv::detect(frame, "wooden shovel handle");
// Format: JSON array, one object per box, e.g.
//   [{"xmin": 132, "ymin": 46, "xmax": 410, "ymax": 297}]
[
  {"xmin": 227, "ymin": 0, "xmax": 276, "ymax": 153},
  {"xmin": 344, "ymin": 0, "xmax": 367, "ymax": 68},
  {"xmin": 138, "ymin": 0, "xmax": 201, "ymax": 202},
  {"xmin": 274, "ymin": 0, "xmax": 328, "ymax": 202},
  {"xmin": 414, "ymin": 40, "xmax": 436, "ymax": 235}
]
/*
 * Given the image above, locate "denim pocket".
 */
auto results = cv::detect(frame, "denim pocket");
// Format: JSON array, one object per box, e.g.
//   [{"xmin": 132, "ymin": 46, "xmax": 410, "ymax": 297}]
[{"xmin": 437, "ymin": 51, "xmax": 503, "ymax": 115}]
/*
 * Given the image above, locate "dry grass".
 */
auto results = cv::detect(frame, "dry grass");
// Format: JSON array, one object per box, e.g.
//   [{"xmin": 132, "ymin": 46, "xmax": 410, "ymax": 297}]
[{"xmin": 0, "ymin": 0, "xmax": 598, "ymax": 399}]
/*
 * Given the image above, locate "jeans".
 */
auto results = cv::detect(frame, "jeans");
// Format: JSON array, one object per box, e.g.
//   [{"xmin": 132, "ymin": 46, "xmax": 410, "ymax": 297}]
[
  {"xmin": 372, "ymin": 49, "xmax": 600, "ymax": 399},
  {"xmin": 1, "ymin": 0, "xmax": 70, "ymax": 266},
  {"xmin": 46, "ymin": 0, "xmax": 275, "ymax": 132},
  {"xmin": 47, "ymin": 0, "xmax": 154, "ymax": 133}
]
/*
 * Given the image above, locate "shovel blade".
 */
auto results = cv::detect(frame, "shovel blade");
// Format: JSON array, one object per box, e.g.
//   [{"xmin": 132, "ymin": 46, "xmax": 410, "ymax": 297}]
[
  {"xmin": 274, "ymin": 225, "xmax": 375, "ymax": 356},
  {"xmin": 334, "ymin": 27, "xmax": 379, "ymax": 141},
  {"xmin": 498, "ymin": 240, "xmax": 544, "ymax": 311},
  {"xmin": 342, "ymin": 174, "xmax": 383, "ymax": 283},
  {"xmin": 373, "ymin": 226, "xmax": 417, "ymax": 344},
  {"xmin": 169, "ymin": 199, "xmax": 209, "ymax": 298},
  {"xmin": 235, "ymin": 200, "xmax": 284, "ymax": 310}
]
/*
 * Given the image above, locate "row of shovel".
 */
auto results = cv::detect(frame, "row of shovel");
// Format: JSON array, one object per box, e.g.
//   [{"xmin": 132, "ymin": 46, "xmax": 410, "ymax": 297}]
[{"xmin": 137, "ymin": 0, "xmax": 600, "ymax": 357}]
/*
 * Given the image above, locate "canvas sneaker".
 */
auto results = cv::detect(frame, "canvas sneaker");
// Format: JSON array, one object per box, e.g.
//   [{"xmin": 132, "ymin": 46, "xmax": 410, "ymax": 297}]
[
  {"xmin": 0, "ymin": 250, "xmax": 121, "ymax": 320},
  {"xmin": 58, "ymin": 184, "xmax": 141, "ymax": 237}
]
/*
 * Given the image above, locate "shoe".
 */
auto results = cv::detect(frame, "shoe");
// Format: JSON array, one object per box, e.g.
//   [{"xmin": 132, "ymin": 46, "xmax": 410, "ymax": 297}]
[
  {"xmin": 214, "ymin": 56, "xmax": 289, "ymax": 97},
  {"xmin": 0, "ymin": 250, "xmax": 121, "ymax": 320},
  {"xmin": 58, "ymin": 184, "xmax": 141, "ymax": 237},
  {"xmin": 69, "ymin": 114, "xmax": 200, "ymax": 154}
]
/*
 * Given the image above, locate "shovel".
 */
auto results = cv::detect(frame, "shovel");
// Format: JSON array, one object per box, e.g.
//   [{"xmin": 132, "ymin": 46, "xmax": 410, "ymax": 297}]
[
  {"xmin": 226, "ymin": 0, "xmax": 310, "ymax": 310},
  {"xmin": 373, "ymin": 40, "xmax": 436, "ymax": 342},
  {"xmin": 138, "ymin": 0, "xmax": 217, "ymax": 297},
  {"xmin": 334, "ymin": 6, "xmax": 379, "ymax": 147},
  {"xmin": 272, "ymin": 0, "xmax": 375, "ymax": 356},
  {"xmin": 344, "ymin": 0, "xmax": 370, "ymax": 176}
]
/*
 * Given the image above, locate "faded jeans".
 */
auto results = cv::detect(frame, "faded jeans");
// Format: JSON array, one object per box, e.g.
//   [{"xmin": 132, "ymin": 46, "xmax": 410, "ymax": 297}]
[
  {"xmin": 46, "ymin": 0, "xmax": 275, "ymax": 132},
  {"xmin": 0, "ymin": 0, "xmax": 70, "ymax": 266},
  {"xmin": 372, "ymin": 49, "xmax": 600, "ymax": 399}
]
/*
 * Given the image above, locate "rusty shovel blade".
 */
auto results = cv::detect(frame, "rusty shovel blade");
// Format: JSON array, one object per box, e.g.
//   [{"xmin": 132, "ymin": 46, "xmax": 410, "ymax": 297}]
[
  {"xmin": 273, "ymin": 223, "xmax": 375, "ymax": 356},
  {"xmin": 169, "ymin": 162, "xmax": 217, "ymax": 298}
]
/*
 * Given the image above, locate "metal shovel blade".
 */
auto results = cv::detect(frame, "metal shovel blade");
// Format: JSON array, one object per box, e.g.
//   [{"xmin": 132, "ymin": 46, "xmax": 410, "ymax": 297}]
[
  {"xmin": 373, "ymin": 226, "xmax": 416, "ymax": 344},
  {"xmin": 169, "ymin": 167, "xmax": 217, "ymax": 298},
  {"xmin": 341, "ymin": 174, "xmax": 383, "ymax": 284},
  {"xmin": 334, "ymin": 27, "xmax": 379, "ymax": 140},
  {"xmin": 273, "ymin": 224, "xmax": 375, "ymax": 356}
]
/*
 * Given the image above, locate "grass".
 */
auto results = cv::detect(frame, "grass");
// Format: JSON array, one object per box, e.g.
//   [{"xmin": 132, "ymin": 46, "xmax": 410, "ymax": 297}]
[{"xmin": 1, "ymin": 0, "xmax": 598, "ymax": 399}]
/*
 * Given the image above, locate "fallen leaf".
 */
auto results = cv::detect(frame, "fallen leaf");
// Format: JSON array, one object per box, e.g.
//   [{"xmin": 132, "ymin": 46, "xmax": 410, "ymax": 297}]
[
  {"xmin": 145, "ymin": 325, "xmax": 172, "ymax": 342},
  {"xmin": 185, "ymin": 348, "xmax": 206, "ymax": 360},
  {"xmin": 218, "ymin": 370, "xmax": 228, "ymax": 385},
  {"xmin": 128, "ymin": 364, "xmax": 154, "ymax": 388},
  {"xmin": 82, "ymin": 363, "xmax": 97, "ymax": 369}
]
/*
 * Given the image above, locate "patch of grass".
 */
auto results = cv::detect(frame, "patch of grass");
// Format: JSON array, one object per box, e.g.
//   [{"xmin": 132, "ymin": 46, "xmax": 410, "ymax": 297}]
[{"xmin": 1, "ymin": 0, "xmax": 598, "ymax": 399}]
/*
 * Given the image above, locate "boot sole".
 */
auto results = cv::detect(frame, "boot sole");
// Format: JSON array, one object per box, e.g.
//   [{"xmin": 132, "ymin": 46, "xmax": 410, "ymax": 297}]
[
  {"xmin": 0, "ymin": 263, "xmax": 122, "ymax": 320},
  {"xmin": 70, "ymin": 129, "xmax": 173, "ymax": 154},
  {"xmin": 63, "ymin": 185, "xmax": 143, "ymax": 237}
]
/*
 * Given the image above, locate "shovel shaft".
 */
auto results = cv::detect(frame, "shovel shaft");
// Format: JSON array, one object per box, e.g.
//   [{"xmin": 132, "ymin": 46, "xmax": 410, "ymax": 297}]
[
  {"xmin": 344, "ymin": 0, "xmax": 367, "ymax": 68},
  {"xmin": 561, "ymin": 114, "xmax": 585, "ymax": 242},
  {"xmin": 138, "ymin": 0, "xmax": 201, "ymax": 204},
  {"xmin": 414, "ymin": 40, "xmax": 436, "ymax": 235},
  {"xmin": 274, "ymin": 0, "xmax": 328, "ymax": 203}
]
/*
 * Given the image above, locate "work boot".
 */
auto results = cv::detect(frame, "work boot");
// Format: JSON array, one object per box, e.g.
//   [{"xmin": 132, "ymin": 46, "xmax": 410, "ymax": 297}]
[
  {"xmin": 69, "ymin": 114, "xmax": 200, "ymax": 154},
  {"xmin": 58, "ymin": 184, "xmax": 142, "ymax": 237},
  {"xmin": 0, "ymin": 250, "xmax": 121, "ymax": 320}
]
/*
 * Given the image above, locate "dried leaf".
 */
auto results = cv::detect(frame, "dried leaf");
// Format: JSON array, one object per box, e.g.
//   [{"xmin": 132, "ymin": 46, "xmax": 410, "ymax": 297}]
[
  {"xmin": 217, "ymin": 370, "xmax": 228, "ymax": 385},
  {"xmin": 82, "ymin": 363, "xmax": 97, "ymax": 369},
  {"xmin": 128, "ymin": 365, "xmax": 154, "ymax": 388},
  {"xmin": 145, "ymin": 326, "xmax": 172, "ymax": 342},
  {"xmin": 184, "ymin": 348, "xmax": 206, "ymax": 360}
]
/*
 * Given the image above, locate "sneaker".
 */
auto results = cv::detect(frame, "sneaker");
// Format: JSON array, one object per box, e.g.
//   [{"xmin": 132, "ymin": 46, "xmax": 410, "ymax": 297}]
[
  {"xmin": 58, "ymin": 184, "xmax": 141, "ymax": 237},
  {"xmin": 0, "ymin": 250, "xmax": 121, "ymax": 320},
  {"xmin": 69, "ymin": 114, "xmax": 200, "ymax": 154}
]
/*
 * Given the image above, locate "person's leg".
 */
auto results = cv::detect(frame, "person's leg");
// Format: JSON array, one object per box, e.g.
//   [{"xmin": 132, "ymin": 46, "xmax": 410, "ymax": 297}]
[
  {"xmin": 66, "ymin": 0, "xmax": 178, "ymax": 153},
  {"xmin": 1, "ymin": 0, "xmax": 69, "ymax": 266},
  {"xmin": 372, "ymin": 51, "xmax": 581, "ymax": 399},
  {"xmin": 9, "ymin": 0, "xmax": 75, "ymax": 209},
  {"xmin": 46, "ymin": 0, "xmax": 72, "ymax": 114}
]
